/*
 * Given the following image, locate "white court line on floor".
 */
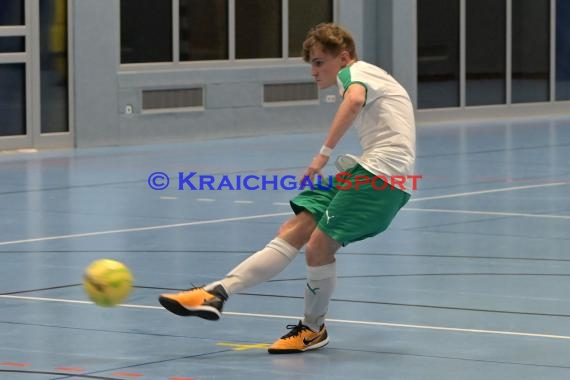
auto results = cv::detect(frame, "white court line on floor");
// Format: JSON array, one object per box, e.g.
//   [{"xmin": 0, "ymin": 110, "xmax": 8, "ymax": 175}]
[
  {"xmin": 1, "ymin": 294, "xmax": 569, "ymax": 341},
  {"xmin": 0, "ymin": 182, "xmax": 566, "ymax": 247},
  {"xmin": 0, "ymin": 212, "xmax": 290, "ymax": 247},
  {"xmin": 404, "ymin": 207, "xmax": 570, "ymax": 220},
  {"xmin": 408, "ymin": 181, "xmax": 567, "ymax": 202}
]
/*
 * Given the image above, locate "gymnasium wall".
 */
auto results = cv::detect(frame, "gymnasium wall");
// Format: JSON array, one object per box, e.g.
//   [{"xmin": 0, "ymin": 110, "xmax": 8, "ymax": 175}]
[{"xmin": 71, "ymin": 0, "xmax": 414, "ymax": 147}]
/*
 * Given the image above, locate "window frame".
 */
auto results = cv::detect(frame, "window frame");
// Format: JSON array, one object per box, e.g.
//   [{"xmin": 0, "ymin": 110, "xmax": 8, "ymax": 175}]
[
  {"xmin": 417, "ymin": 0, "xmax": 564, "ymax": 110},
  {"xmin": 119, "ymin": 0, "xmax": 337, "ymax": 70}
]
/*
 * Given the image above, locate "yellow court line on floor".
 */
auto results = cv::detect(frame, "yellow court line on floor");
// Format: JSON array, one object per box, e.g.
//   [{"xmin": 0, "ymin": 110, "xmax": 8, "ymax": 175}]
[{"xmin": 217, "ymin": 342, "xmax": 271, "ymax": 351}]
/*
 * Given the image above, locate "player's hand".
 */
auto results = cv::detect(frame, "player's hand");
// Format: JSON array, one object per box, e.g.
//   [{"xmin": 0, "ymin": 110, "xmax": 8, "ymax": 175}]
[{"xmin": 301, "ymin": 154, "xmax": 329, "ymax": 184}]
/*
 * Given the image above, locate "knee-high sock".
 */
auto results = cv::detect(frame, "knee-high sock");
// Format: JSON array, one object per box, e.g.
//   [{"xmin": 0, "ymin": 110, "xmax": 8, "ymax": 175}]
[
  {"xmin": 302, "ymin": 261, "xmax": 336, "ymax": 331},
  {"xmin": 206, "ymin": 237, "xmax": 299, "ymax": 295}
]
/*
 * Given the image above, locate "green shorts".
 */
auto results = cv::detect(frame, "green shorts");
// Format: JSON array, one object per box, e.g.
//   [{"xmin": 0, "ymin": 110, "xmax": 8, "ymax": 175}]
[{"xmin": 290, "ymin": 164, "xmax": 410, "ymax": 246}]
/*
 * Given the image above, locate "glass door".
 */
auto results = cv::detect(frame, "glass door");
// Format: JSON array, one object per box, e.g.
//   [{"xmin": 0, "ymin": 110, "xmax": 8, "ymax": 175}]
[
  {"xmin": 37, "ymin": 0, "xmax": 70, "ymax": 138},
  {"xmin": 0, "ymin": 0, "xmax": 31, "ymax": 148},
  {"xmin": 0, "ymin": 0, "xmax": 72, "ymax": 151}
]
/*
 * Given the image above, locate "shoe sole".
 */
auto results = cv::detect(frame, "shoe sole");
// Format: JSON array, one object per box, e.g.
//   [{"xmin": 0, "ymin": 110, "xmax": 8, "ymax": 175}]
[
  {"xmin": 267, "ymin": 337, "xmax": 329, "ymax": 354},
  {"xmin": 158, "ymin": 296, "xmax": 221, "ymax": 321}
]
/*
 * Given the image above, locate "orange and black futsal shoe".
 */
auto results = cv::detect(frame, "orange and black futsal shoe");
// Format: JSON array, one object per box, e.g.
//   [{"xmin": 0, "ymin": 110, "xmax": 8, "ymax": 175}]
[
  {"xmin": 268, "ymin": 321, "xmax": 329, "ymax": 354},
  {"xmin": 158, "ymin": 285, "xmax": 228, "ymax": 321}
]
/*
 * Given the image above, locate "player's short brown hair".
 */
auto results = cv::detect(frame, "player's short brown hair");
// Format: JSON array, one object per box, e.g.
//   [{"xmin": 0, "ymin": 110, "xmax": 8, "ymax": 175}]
[{"xmin": 302, "ymin": 23, "xmax": 358, "ymax": 62}]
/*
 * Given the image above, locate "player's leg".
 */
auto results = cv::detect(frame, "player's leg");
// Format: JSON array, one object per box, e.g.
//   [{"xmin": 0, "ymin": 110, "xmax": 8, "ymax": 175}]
[
  {"xmin": 298, "ymin": 166, "xmax": 410, "ymax": 330},
  {"xmin": 302, "ymin": 229, "xmax": 340, "ymax": 331},
  {"xmin": 158, "ymin": 211, "xmax": 316, "ymax": 320},
  {"xmin": 268, "ymin": 228, "xmax": 339, "ymax": 353},
  {"xmin": 158, "ymin": 176, "xmax": 337, "ymax": 321},
  {"xmin": 213, "ymin": 211, "xmax": 316, "ymax": 294},
  {"xmin": 268, "ymin": 164, "xmax": 411, "ymax": 353}
]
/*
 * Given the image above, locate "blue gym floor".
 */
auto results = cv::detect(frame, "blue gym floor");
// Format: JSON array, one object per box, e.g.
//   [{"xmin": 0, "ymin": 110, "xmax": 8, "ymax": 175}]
[{"xmin": 1, "ymin": 116, "xmax": 569, "ymax": 379}]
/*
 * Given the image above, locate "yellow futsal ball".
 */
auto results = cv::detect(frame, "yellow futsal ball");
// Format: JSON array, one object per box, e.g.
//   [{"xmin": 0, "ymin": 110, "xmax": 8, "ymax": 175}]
[{"xmin": 83, "ymin": 259, "xmax": 133, "ymax": 307}]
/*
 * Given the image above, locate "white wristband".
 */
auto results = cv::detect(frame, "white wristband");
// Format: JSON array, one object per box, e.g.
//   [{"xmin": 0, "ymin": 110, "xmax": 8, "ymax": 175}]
[{"xmin": 319, "ymin": 145, "xmax": 333, "ymax": 157}]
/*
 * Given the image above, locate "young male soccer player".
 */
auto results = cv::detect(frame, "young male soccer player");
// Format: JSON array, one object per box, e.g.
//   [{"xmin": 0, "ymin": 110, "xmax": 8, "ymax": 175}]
[{"xmin": 159, "ymin": 23, "xmax": 416, "ymax": 354}]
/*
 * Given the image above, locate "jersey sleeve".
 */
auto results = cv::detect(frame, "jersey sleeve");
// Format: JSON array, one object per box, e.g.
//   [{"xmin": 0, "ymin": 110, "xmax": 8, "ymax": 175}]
[{"xmin": 337, "ymin": 66, "xmax": 368, "ymax": 105}]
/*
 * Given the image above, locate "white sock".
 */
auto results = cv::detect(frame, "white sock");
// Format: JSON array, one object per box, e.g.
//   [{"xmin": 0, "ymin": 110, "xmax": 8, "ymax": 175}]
[
  {"xmin": 302, "ymin": 261, "xmax": 336, "ymax": 331},
  {"xmin": 206, "ymin": 237, "xmax": 299, "ymax": 295}
]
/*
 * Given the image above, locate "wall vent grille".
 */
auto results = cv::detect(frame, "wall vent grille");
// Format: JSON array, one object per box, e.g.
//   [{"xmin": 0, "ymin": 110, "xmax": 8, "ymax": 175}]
[
  {"xmin": 142, "ymin": 88, "xmax": 203, "ymax": 110},
  {"xmin": 263, "ymin": 82, "xmax": 318, "ymax": 103}
]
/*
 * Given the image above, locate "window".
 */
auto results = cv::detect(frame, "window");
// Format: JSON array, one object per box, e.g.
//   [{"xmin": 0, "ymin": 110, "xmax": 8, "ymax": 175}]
[
  {"xmin": 0, "ymin": 0, "xmax": 24, "ymax": 25},
  {"xmin": 466, "ymin": 0, "xmax": 506, "ymax": 106},
  {"xmin": 417, "ymin": 0, "xmax": 460, "ymax": 108},
  {"xmin": 120, "ymin": 0, "xmax": 333, "ymax": 64},
  {"xmin": 180, "ymin": 0, "xmax": 228, "ymax": 61},
  {"xmin": 418, "ymin": 0, "xmax": 565, "ymax": 110},
  {"xmin": 120, "ymin": 0, "xmax": 172, "ymax": 64},
  {"xmin": 512, "ymin": 0, "xmax": 550, "ymax": 103},
  {"xmin": 289, "ymin": 0, "xmax": 333, "ymax": 57},
  {"xmin": 40, "ymin": 0, "xmax": 69, "ymax": 133},
  {"xmin": 0, "ymin": 37, "xmax": 25, "ymax": 53},
  {"xmin": 0, "ymin": 64, "xmax": 26, "ymax": 136},
  {"xmin": 556, "ymin": 0, "xmax": 570, "ymax": 101},
  {"xmin": 236, "ymin": 0, "xmax": 281, "ymax": 59}
]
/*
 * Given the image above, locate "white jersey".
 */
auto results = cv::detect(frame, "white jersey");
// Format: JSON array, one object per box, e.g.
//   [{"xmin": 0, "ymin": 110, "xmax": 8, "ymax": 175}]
[{"xmin": 336, "ymin": 61, "xmax": 416, "ymax": 182}]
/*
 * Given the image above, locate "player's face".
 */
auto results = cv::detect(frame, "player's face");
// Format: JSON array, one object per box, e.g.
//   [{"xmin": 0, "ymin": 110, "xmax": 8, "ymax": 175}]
[{"xmin": 309, "ymin": 47, "xmax": 349, "ymax": 89}]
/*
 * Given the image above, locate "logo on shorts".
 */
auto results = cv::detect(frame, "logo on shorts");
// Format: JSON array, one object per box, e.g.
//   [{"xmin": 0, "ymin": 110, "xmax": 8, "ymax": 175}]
[{"xmin": 325, "ymin": 210, "xmax": 336, "ymax": 224}]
